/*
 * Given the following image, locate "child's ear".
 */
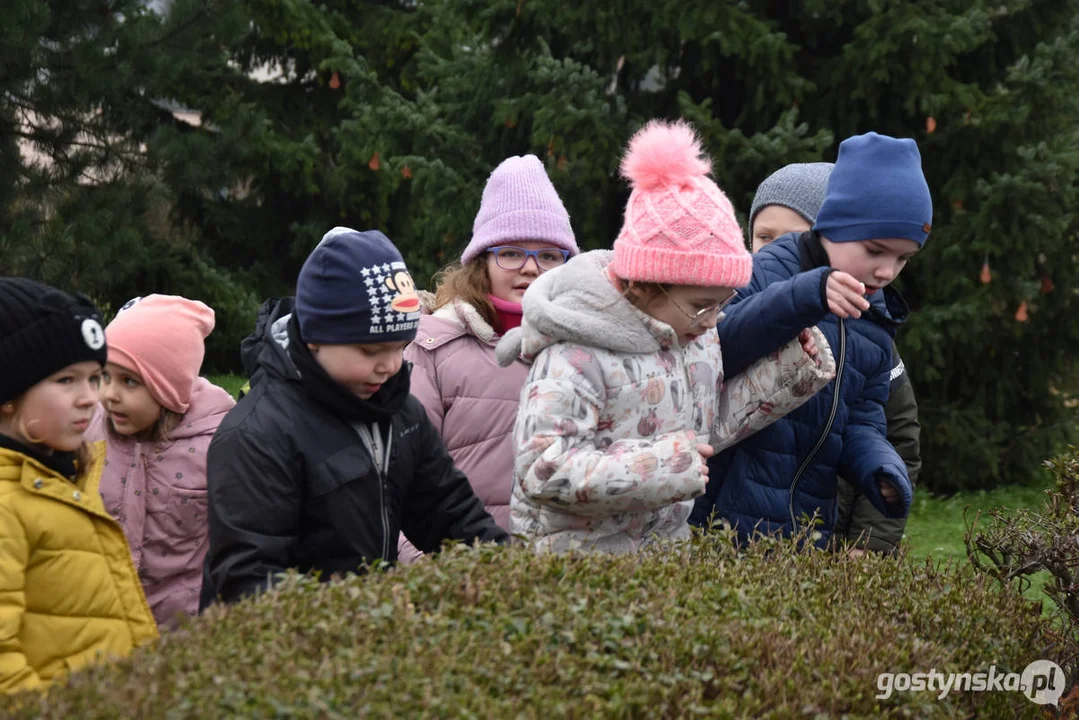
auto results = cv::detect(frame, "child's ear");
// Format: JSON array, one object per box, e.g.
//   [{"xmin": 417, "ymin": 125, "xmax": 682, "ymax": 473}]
[{"xmin": 307, "ymin": 343, "xmax": 320, "ymax": 354}]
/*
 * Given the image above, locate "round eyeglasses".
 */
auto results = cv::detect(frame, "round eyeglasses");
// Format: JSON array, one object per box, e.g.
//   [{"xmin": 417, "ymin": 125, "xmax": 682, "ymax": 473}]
[
  {"xmin": 659, "ymin": 286, "xmax": 739, "ymax": 330},
  {"xmin": 488, "ymin": 246, "xmax": 570, "ymax": 271}
]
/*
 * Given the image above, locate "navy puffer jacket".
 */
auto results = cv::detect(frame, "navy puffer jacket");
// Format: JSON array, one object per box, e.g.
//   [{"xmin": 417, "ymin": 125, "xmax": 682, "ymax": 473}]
[{"xmin": 690, "ymin": 232, "xmax": 913, "ymax": 546}]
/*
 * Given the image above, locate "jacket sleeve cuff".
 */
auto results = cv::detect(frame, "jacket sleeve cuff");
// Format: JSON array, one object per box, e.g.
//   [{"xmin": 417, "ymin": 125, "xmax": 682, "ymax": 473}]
[
  {"xmin": 818, "ymin": 268, "xmax": 835, "ymax": 312},
  {"xmin": 866, "ymin": 465, "xmax": 913, "ymax": 519}
]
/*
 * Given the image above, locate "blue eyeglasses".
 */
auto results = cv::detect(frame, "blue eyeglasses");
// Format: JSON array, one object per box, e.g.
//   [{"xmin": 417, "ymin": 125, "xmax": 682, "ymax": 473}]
[{"xmin": 487, "ymin": 246, "xmax": 571, "ymax": 271}]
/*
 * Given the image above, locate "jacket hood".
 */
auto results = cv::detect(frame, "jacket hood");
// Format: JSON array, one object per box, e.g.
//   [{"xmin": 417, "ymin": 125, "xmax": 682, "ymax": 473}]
[
  {"xmin": 170, "ymin": 378, "xmax": 236, "ymax": 440},
  {"xmin": 867, "ymin": 285, "xmax": 909, "ymax": 335},
  {"xmin": 495, "ymin": 250, "xmax": 676, "ymax": 366},
  {"xmin": 417, "ymin": 289, "xmax": 437, "ymax": 314},
  {"xmin": 790, "ymin": 230, "xmax": 909, "ymax": 335},
  {"xmin": 242, "ymin": 297, "xmax": 299, "ymax": 386}
]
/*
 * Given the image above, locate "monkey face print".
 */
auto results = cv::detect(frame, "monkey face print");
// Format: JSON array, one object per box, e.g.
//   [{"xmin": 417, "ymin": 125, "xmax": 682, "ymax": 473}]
[
  {"xmin": 386, "ymin": 269, "xmax": 420, "ymax": 314},
  {"xmin": 363, "ymin": 260, "xmax": 421, "ymax": 335}
]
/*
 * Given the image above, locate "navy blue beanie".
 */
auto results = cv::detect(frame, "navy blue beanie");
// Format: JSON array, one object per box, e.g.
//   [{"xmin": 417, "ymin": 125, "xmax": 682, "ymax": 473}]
[
  {"xmin": 295, "ymin": 227, "xmax": 421, "ymax": 345},
  {"xmin": 813, "ymin": 132, "xmax": 933, "ymax": 246}
]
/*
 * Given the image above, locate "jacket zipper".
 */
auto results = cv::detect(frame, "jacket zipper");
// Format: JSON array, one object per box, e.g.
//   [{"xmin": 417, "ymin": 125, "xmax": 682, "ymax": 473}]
[
  {"xmin": 380, "ymin": 430, "xmax": 393, "ymax": 561},
  {"xmin": 788, "ymin": 319, "xmax": 846, "ymax": 530},
  {"xmin": 356, "ymin": 422, "xmax": 393, "ymax": 563}
]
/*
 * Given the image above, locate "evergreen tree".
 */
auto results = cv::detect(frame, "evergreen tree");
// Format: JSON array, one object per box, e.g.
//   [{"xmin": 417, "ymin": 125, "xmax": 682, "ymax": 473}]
[
  {"xmin": 455, "ymin": 0, "xmax": 1079, "ymax": 491},
  {"xmin": 1, "ymin": 0, "xmax": 258, "ymax": 369},
  {"xmin": 5, "ymin": 0, "xmax": 1079, "ymax": 488}
]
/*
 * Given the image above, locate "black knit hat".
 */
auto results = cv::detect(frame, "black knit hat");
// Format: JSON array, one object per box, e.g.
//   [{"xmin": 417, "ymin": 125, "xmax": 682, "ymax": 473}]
[{"xmin": 0, "ymin": 278, "xmax": 108, "ymax": 404}]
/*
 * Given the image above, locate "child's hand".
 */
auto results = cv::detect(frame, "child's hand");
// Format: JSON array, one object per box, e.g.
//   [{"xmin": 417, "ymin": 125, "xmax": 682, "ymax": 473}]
[
  {"xmin": 798, "ymin": 328, "xmax": 820, "ymax": 366},
  {"xmin": 877, "ymin": 479, "xmax": 900, "ymax": 505},
  {"xmin": 826, "ymin": 271, "xmax": 871, "ymax": 318},
  {"xmin": 697, "ymin": 443, "xmax": 713, "ymax": 480}
]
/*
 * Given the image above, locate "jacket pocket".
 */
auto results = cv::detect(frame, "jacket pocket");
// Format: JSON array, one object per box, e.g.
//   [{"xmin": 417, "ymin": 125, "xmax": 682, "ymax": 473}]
[
  {"xmin": 145, "ymin": 485, "xmax": 208, "ymax": 556},
  {"xmin": 307, "ymin": 446, "xmax": 378, "ymax": 499}
]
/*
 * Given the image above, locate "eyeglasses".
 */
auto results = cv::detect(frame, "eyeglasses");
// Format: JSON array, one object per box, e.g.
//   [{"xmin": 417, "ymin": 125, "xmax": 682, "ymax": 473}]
[
  {"xmin": 488, "ymin": 246, "xmax": 570, "ymax": 271},
  {"xmin": 659, "ymin": 286, "xmax": 738, "ymax": 330}
]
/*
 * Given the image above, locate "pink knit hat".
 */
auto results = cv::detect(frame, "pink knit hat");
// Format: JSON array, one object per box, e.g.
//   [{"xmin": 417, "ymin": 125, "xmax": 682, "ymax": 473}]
[
  {"xmin": 612, "ymin": 120, "xmax": 752, "ymax": 288},
  {"xmin": 461, "ymin": 155, "xmax": 579, "ymax": 264},
  {"xmin": 105, "ymin": 294, "xmax": 215, "ymax": 414}
]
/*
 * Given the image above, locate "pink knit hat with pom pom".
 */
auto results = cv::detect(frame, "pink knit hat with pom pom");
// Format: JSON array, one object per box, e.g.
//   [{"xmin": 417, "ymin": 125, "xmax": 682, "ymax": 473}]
[{"xmin": 612, "ymin": 120, "xmax": 752, "ymax": 288}]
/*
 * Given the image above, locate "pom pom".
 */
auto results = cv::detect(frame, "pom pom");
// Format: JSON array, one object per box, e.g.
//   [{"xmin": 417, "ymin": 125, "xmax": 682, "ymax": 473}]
[{"xmin": 620, "ymin": 120, "xmax": 712, "ymax": 192}]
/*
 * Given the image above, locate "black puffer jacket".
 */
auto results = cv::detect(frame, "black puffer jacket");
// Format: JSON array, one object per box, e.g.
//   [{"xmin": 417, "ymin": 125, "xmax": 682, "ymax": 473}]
[{"xmin": 200, "ymin": 298, "xmax": 507, "ymax": 607}]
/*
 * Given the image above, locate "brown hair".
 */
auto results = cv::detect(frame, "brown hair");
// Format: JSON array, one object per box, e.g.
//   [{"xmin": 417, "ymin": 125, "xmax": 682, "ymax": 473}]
[
  {"xmin": 431, "ymin": 256, "xmax": 499, "ymax": 329},
  {"xmin": 74, "ymin": 442, "xmax": 94, "ymax": 478},
  {"xmin": 613, "ymin": 272, "xmax": 669, "ymax": 314}
]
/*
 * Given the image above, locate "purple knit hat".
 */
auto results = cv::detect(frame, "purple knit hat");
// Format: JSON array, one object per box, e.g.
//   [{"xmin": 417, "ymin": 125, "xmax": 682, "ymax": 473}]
[{"xmin": 461, "ymin": 155, "xmax": 579, "ymax": 265}]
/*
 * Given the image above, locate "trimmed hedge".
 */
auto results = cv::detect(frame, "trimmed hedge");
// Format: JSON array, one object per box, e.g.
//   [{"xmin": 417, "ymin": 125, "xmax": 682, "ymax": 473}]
[{"xmin": 6, "ymin": 534, "xmax": 1069, "ymax": 718}]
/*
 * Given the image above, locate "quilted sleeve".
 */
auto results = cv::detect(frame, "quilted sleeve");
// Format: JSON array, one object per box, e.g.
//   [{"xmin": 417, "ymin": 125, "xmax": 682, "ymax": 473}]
[
  {"xmin": 717, "ymin": 266, "xmax": 832, "ymax": 379},
  {"xmin": 838, "ymin": 352, "xmax": 912, "ymax": 520},
  {"xmin": 712, "ymin": 326, "xmax": 836, "ymax": 452},
  {"xmin": 514, "ymin": 346, "xmax": 706, "ymax": 517},
  {"xmin": 0, "ymin": 503, "xmax": 43, "ymax": 693}
]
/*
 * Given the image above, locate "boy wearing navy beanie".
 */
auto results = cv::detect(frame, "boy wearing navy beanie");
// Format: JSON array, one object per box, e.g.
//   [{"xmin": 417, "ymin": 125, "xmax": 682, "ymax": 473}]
[
  {"xmin": 201, "ymin": 228, "xmax": 508, "ymax": 607},
  {"xmin": 691, "ymin": 132, "xmax": 930, "ymax": 549}
]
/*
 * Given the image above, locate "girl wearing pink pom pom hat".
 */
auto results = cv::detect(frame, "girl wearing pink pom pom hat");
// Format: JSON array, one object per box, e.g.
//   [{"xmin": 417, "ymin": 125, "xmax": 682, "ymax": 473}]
[{"xmin": 494, "ymin": 120, "xmax": 837, "ymax": 554}]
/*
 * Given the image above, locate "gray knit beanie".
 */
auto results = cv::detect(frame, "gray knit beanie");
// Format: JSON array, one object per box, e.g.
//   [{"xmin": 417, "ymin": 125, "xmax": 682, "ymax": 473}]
[{"xmin": 748, "ymin": 162, "xmax": 835, "ymax": 233}]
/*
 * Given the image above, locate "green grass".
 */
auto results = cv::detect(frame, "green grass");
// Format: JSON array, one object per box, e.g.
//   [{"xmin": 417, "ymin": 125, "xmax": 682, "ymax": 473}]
[
  {"xmin": 904, "ymin": 479, "xmax": 1056, "ymax": 609},
  {"xmin": 904, "ymin": 480, "xmax": 1052, "ymax": 562},
  {"xmin": 207, "ymin": 373, "xmax": 246, "ymax": 399}
]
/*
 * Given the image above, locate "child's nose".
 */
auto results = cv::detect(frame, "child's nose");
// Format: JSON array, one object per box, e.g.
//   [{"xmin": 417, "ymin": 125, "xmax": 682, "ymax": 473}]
[
  {"xmin": 520, "ymin": 257, "xmax": 541, "ymax": 274},
  {"xmin": 875, "ymin": 262, "xmax": 898, "ymax": 282}
]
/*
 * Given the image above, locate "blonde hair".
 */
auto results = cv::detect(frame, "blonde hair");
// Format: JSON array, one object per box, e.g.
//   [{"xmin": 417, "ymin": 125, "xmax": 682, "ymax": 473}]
[{"xmin": 431, "ymin": 256, "xmax": 498, "ymax": 329}]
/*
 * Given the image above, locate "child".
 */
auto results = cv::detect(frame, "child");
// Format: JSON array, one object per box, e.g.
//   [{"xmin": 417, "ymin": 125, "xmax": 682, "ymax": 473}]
[
  {"xmin": 201, "ymin": 228, "xmax": 508, "ymax": 607},
  {"xmin": 86, "ymin": 295, "xmax": 236, "ymax": 628},
  {"xmin": 747, "ymin": 162, "xmax": 922, "ymax": 555},
  {"xmin": 0, "ymin": 279, "xmax": 157, "ymax": 693},
  {"xmin": 495, "ymin": 120, "xmax": 836, "ymax": 554},
  {"xmin": 400, "ymin": 155, "xmax": 580, "ymax": 562},
  {"xmin": 747, "ymin": 162, "xmax": 834, "ymax": 253},
  {"xmin": 691, "ymin": 132, "xmax": 927, "ymax": 547}
]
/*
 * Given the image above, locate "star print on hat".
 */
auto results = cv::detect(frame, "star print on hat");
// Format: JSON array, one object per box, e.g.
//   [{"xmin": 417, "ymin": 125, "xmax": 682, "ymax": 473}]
[{"xmin": 296, "ymin": 228, "xmax": 421, "ymax": 345}]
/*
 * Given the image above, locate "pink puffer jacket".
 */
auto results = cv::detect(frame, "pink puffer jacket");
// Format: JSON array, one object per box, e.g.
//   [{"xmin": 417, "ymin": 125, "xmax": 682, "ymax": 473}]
[
  {"xmin": 87, "ymin": 378, "xmax": 235, "ymax": 628},
  {"xmin": 399, "ymin": 297, "xmax": 527, "ymax": 562}
]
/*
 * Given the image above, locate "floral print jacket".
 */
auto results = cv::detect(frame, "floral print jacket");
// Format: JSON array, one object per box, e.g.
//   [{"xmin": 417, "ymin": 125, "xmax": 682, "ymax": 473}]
[{"xmin": 494, "ymin": 250, "xmax": 836, "ymax": 554}]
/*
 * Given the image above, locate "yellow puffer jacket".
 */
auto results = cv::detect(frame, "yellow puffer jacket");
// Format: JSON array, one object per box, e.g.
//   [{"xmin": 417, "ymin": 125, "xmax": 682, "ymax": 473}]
[{"xmin": 0, "ymin": 443, "xmax": 158, "ymax": 694}]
